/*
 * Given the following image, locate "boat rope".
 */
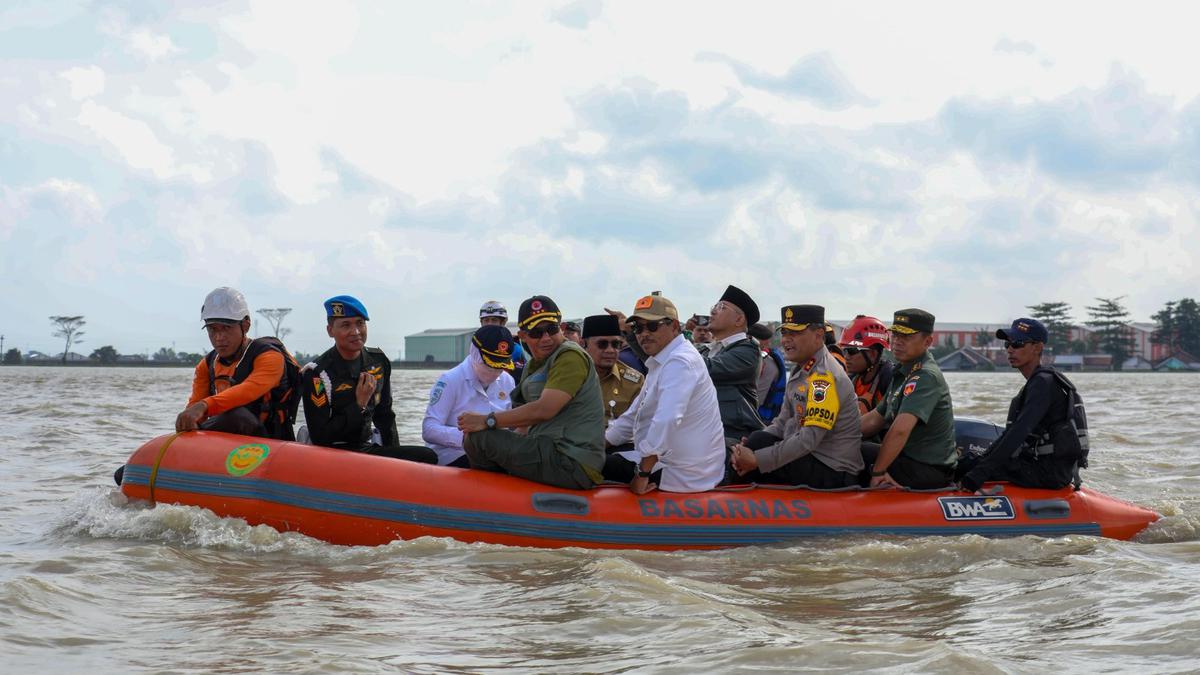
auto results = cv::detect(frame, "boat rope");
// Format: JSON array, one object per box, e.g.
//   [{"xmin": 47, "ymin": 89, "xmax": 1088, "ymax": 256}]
[{"xmin": 148, "ymin": 432, "xmax": 183, "ymax": 503}]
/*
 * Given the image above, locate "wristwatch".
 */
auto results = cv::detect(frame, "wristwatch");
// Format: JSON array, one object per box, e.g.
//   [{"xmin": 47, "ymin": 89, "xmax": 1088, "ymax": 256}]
[
  {"xmin": 485, "ymin": 412, "xmax": 497, "ymax": 430},
  {"xmin": 871, "ymin": 467, "xmax": 889, "ymax": 477},
  {"xmin": 636, "ymin": 468, "xmax": 653, "ymax": 478}
]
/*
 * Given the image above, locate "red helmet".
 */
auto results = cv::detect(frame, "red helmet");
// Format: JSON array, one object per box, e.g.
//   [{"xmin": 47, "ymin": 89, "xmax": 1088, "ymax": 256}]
[{"xmin": 839, "ymin": 315, "xmax": 890, "ymax": 350}]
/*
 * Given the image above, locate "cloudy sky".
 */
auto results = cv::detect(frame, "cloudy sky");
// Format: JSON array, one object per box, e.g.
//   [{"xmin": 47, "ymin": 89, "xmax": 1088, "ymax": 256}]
[{"xmin": 2, "ymin": 1, "xmax": 1198, "ymax": 358}]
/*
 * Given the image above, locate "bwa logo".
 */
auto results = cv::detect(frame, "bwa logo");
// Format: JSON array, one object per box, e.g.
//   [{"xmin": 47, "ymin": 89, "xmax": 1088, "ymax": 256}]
[{"xmin": 938, "ymin": 496, "xmax": 1016, "ymax": 521}]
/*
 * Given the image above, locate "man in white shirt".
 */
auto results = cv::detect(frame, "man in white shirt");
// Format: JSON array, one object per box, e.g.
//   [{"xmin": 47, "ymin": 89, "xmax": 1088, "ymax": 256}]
[
  {"xmin": 603, "ymin": 293, "xmax": 726, "ymax": 495},
  {"xmin": 422, "ymin": 325, "xmax": 517, "ymax": 466}
]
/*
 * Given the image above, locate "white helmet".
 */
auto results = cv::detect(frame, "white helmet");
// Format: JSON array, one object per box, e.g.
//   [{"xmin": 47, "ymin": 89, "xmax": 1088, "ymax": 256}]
[
  {"xmin": 479, "ymin": 300, "xmax": 507, "ymax": 319},
  {"xmin": 201, "ymin": 287, "xmax": 250, "ymax": 325}
]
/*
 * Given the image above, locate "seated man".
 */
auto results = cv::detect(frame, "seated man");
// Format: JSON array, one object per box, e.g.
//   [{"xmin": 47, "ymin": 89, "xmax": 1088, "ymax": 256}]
[
  {"xmin": 603, "ymin": 293, "xmax": 725, "ymax": 494},
  {"xmin": 301, "ymin": 296, "xmax": 436, "ymax": 463},
  {"xmin": 959, "ymin": 318, "xmax": 1088, "ymax": 492},
  {"xmin": 838, "ymin": 315, "xmax": 895, "ymax": 414},
  {"xmin": 824, "ymin": 323, "xmax": 847, "ymax": 370},
  {"xmin": 422, "ymin": 325, "xmax": 517, "ymax": 467},
  {"xmin": 456, "ymin": 296, "xmax": 605, "ymax": 489},
  {"xmin": 751, "ymin": 322, "xmax": 787, "ymax": 424},
  {"xmin": 859, "ymin": 309, "xmax": 957, "ymax": 489},
  {"xmin": 730, "ymin": 305, "xmax": 863, "ymax": 488},
  {"xmin": 699, "ymin": 285, "xmax": 766, "ymax": 442},
  {"xmin": 176, "ymin": 286, "xmax": 299, "ymax": 440},
  {"xmin": 581, "ymin": 314, "xmax": 643, "ymax": 425}
]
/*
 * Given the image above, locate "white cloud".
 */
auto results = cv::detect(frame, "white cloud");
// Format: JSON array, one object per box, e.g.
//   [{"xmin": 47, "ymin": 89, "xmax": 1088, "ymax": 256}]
[
  {"xmin": 60, "ymin": 66, "xmax": 105, "ymax": 100},
  {"xmin": 127, "ymin": 29, "xmax": 180, "ymax": 61}
]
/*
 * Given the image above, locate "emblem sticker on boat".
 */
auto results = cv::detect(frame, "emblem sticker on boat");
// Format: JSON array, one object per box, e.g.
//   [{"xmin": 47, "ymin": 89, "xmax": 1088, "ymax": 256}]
[
  {"xmin": 938, "ymin": 496, "xmax": 1015, "ymax": 520},
  {"xmin": 226, "ymin": 443, "xmax": 270, "ymax": 477}
]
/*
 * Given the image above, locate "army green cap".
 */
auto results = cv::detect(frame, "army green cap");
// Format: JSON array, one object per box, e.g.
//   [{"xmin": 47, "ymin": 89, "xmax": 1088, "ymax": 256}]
[{"xmin": 889, "ymin": 308, "xmax": 935, "ymax": 334}]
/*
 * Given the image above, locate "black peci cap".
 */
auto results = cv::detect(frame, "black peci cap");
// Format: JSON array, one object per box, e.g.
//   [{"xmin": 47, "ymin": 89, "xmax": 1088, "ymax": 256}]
[
  {"xmin": 582, "ymin": 314, "xmax": 621, "ymax": 339},
  {"xmin": 720, "ymin": 285, "xmax": 760, "ymax": 326}
]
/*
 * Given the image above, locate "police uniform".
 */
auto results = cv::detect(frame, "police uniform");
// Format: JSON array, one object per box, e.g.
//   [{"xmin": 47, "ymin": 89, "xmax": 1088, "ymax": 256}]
[
  {"xmin": 867, "ymin": 309, "xmax": 957, "ymax": 488},
  {"xmin": 743, "ymin": 305, "xmax": 864, "ymax": 488},
  {"xmin": 301, "ymin": 296, "xmax": 436, "ymax": 464}
]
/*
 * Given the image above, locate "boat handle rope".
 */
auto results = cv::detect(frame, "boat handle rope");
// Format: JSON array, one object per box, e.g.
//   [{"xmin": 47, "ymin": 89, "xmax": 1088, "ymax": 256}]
[{"xmin": 148, "ymin": 432, "xmax": 183, "ymax": 503}]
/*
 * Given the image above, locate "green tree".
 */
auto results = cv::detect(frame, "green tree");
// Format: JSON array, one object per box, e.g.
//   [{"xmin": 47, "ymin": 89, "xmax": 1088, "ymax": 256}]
[
  {"xmin": 1152, "ymin": 300, "xmax": 1178, "ymax": 351},
  {"xmin": 974, "ymin": 327, "xmax": 994, "ymax": 348},
  {"xmin": 90, "ymin": 345, "xmax": 120, "ymax": 364},
  {"xmin": 931, "ymin": 335, "xmax": 958, "ymax": 360},
  {"xmin": 1085, "ymin": 297, "xmax": 1135, "ymax": 370},
  {"xmin": 153, "ymin": 347, "xmax": 178, "ymax": 362},
  {"xmin": 1026, "ymin": 301, "xmax": 1074, "ymax": 353},
  {"xmin": 50, "ymin": 315, "xmax": 86, "ymax": 364},
  {"xmin": 3, "ymin": 348, "xmax": 21, "ymax": 365},
  {"xmin": 1154, "ymin": 298, "xmax": 1200, "ymax": 356},
  {"xmin": 177, "ymin": 352, "xmax": 203, "ymax": 364}
]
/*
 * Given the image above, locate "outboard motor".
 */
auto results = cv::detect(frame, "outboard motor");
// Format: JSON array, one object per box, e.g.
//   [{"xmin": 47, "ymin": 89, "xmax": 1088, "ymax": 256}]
[{"xmin": 954, "ymin": 417, "xmax": 1003, "ymax": 476}]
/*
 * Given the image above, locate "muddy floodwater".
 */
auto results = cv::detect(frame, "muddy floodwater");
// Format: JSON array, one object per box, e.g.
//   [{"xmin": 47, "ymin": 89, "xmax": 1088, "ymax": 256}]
[{"xmin": 1, "ymin": 366, "xmax": 1197, "ymax": 672}]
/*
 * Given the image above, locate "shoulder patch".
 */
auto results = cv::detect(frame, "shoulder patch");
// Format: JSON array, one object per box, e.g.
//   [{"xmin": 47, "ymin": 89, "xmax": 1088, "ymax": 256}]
[
  {"xmin": 803, "ymin": 372, "xmax": 839, "ymax": 430},
  {"xmin": 903, "ymin": 380, "xmax": 917, "ymax": 396},
  {"xmin": 429, "ymin": 380, "xmax": 446, "ymax": 406}
]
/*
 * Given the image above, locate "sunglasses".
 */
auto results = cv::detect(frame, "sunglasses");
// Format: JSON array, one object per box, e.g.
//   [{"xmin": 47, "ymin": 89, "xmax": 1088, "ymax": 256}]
[
  {"xmin": 631, "ymin": 318, "xmax": 672, "ymax": 335},
  {"xmin": 1004, "ymin": 340, "xmax": 1031, "ymax": 350},
  {"xmin": 843, "ymin": 347, "xmax": 860, "ymax": 356},
  {"xmin": 592, "ymin": 339, "xmax": 623, "ymax": 350},
  {"xmin": 526, "ymin": 323, "xmax": 561, "ymax": 339}
]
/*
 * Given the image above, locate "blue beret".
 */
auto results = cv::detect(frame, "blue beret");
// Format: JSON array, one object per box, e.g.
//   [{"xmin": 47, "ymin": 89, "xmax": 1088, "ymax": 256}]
[{"xmin": 324, "ymin": 295, "xmax": 369, "ymax": 320}]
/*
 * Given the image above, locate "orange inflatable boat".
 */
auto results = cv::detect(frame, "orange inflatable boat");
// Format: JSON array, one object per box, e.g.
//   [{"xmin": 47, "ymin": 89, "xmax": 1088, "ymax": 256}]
[{"xmin": 118, "ymin": 432, "xmax": 1160, "ymax": 549}]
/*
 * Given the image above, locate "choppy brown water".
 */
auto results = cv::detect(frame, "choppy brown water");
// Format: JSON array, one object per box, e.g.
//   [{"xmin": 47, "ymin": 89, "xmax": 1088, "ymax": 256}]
[{"xmin": 1, "ymin": 366, "xmax": 1197, "ymax": 673}]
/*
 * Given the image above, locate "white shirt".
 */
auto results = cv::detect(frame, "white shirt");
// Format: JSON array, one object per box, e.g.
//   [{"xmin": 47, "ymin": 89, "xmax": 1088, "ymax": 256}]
[
  {"xmin": 706, "ymin": 331, "xmax": 748, "ymax": 356},
  {"xmin": 422, "ymin": 359, "xmax": 515, "ymax": 465},
  {"xmin": 605, "ymin": 333, "xmax": 726, "ymax": 492}
]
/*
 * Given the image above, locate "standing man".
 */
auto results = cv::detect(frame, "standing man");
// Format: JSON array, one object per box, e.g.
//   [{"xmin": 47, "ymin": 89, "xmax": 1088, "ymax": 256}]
[
  {"xmin": 176, "ymin": 286, "xmax": 299, "ymax": 440},
  {"xmin": 730, "ymin": 305, "xmax": 863, "ymax": 488},
  {"xmin": 457, "ymin": 296, "xmax": 606, "ymax": 489},
  {"xmin": 581, "ymin": 314, "xmax": 643, "ymax": 425},
  {"xmin": 604, "ymin": 293, "xmax": 726, "ymax": 494},
  {"xmin": 700, "ymin": 285, "xmax": 765, "ymax": 442},
  {"xmin": 959, "ymin": 318, "xmax": 1088, "ymax": 492},
  {"xmin": 422, "ymin": 325, "xmax": 517, "ymax": 467},
  {"xmin": 561, "ymin": 320, "xmax": 584, "ymax": 346},
  {"xmin": 301, "ymin": 296, "xmax": 436, "ymax": 463},
  {"xmin": 859, "ymin": 309, "xmax": 957, "ymax": 489}
]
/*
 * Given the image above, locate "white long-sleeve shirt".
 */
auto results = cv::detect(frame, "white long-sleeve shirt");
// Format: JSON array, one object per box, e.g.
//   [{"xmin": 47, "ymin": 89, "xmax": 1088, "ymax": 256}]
[
  {"xmin": 422, "ymin": 359, "xmax": 515, "ymax": 465},
  {"xmin": 605, "ymin": 333, "xmax": 726, "ymax": 492}
]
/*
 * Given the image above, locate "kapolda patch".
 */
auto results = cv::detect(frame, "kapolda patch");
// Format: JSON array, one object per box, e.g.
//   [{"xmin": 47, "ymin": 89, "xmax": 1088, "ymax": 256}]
[{"xmin": 803, "ymin": 372, "xmax": 839, "ymax": 430}]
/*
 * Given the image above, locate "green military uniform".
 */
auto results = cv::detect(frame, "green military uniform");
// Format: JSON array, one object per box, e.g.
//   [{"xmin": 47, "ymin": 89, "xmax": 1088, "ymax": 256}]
[
  {"xmin": 597, "ymin": 360, "xmax": 643, "ymax": 425},
  {"xmin": 876, "ymin": 349, "xmax": 957, "ymax": 468}
]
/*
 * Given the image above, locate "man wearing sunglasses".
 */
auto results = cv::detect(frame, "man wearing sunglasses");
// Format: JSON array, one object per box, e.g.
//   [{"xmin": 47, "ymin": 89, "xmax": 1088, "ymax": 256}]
[
  {"xmin": 603, "ymin": 293, "xmax": 726, "ymax": 494},
  {"xmin": 699, "ymin": 284, "xmax": 766, "ymax": 442},
  {"xmin": 456, "ymin": 295, "xmax": 606, "ymax": 489},
  {"xmin": 859, "ymin": 309, "xmax": 957, "ymax": 489},
  {"xmin": 958, "ymin": 318, "xmax": 1088, "ymax": 493},
  {"xmin": 581, "ymin": 314, "xmax": 643, "ymax": 425},
  {"xmin": 838, "ymin": 315, "xmax": 895, "ymax": 415},
  {"xmin": 729, "ymin": 305, "xmax": 864, "ymax": 488}
]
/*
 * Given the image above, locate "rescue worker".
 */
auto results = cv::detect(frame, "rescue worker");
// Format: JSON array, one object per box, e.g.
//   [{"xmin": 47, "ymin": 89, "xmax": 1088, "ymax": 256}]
[
  {"xmin": 581, "ymin": 314, "xmax": 643, "ymax": 425},
  {"xmin": 730, "ymin": 305, "xmax": 864, "ymax": 488},
  {"xmin": 750, "ymin": 322, "xmax": 787, "ymax": 424},
  {"xmin": 859, "ymin": 309, "xmax": 957, "ymax": 489},
  {"xmin": 959, "ymin": 318, "xmax": 1088, "ymax": 492},
  {"xmin": 480, "ymin": 299, "xmax": 524, "ymax": 374},
  {"xmin": 422, "ymin": 325, "xmax": 517, "ymax": 467},
  {"xmin": 603, "ymin": 293, "xmax": 726, "ymax": 494},
  {"xmin": 839, "ymin": 315, "xmax": 895, "ymax": 414},
  {"xmin": 456, "ymin": 296, "xmax": 606, "ymax": 489},
  {"xmin": 176, "ymin": 286, "xmax": 299, "ymax": 440},
  {"xmin": 301, "ymin": 296, "xmax": 436, "ymax": 463},
  {"xmin": 699, "ymin": 285, "xmax": 765, "ymax": 442}
]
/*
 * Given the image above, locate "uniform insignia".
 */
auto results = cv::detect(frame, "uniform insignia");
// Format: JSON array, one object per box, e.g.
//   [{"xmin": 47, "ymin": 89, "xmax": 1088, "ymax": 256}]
[
  {"xmin": 635, "ymin": 296, "xmax": 654, "ymax": 310},
  {"xmin": 811, "ymin": 378, "xmax": 831, "ymax": 403},
  {"xmin": 496, "ymin": 341, "xmax": 509, "ymax": 355},
  {"xmin": 330, "ymin": 302, "xmax": 344, "ymax": 317},
  {"xmin": 498, "ymin": 390, "xmax": 506, "ymax": 400},
  {"xmin": 903, "ymin": 381, "xmax": 917, "ymax": 396},
  {"xmin": 531, "ymin": 299, "xmax": 543, "ymax": 311},
  {"xmin": 429, "ymin": 381, "xmax": 445, "ymax": 405},
  {"xmin": 335, "ymin": 383, "xmax": 353, "ymax": 392},
  {"xmin": 803, "ymin": 358, "xmax": 816, "ymax": 371},
  {"xmin": 310, "ymin": 377, "xmax": 328, "ymax": 407},
  {"xmin": 1017, "ymin": 322, "xmax": 1030, "ymax": 333},
  {"xmin": 622, "ymin": 369, "xmax": 642, "ymax": 383},
  {"xmin": 785, "ymin": 307, "xmax": 794, "ymax": 321},
  {"xmin": 803, "ymin": 372, "xmax": 839, "ymax": 430}
]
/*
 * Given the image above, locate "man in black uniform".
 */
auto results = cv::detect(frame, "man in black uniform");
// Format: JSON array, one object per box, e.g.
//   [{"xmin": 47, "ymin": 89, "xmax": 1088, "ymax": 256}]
[
  {"xmin": 959, "ymin": 318, "xmax": 1087, "ymax": 492},
  {"xmin": 301, "ymin": 295, "xmax": 436, "ymax": 464}
]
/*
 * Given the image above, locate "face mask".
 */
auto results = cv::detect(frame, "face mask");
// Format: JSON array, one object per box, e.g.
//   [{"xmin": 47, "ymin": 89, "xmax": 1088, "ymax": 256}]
[{"xmin": 468, "ymin": 344, "xmax": 503, "ymax": 386}]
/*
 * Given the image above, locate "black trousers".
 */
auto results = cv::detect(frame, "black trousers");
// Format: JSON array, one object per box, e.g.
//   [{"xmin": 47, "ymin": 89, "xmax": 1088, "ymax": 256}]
[
  {"xmin": 735, "ymin": 430, "xmax": 857, "ymax": 488},
  {"xmin": 860, "ymin": 442, "xmax": 954, "ymax": 489},
  {"xmin": 360, "ymin": 444, "xmax": 439, "ymax": 464},
  {"xmin": 602, "ymin": 453, "xmax": 663, "ymax": 485}
]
